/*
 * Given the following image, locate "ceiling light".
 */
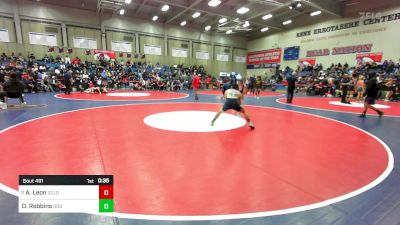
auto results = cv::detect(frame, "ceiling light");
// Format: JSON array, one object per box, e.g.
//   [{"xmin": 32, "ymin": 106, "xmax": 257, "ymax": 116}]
[
  {"xmin": 161, "ymin": 4, "xmax": 170, "ymax": 12},
  {"xmin": 283, "ymin": 19, "xmax": 292, "ymax": 25},
  {"xmin": 180, "ymin": 21, "xmax": 187, "ymax": 26},
  {"xmin": 310, "ymin": 10, "xmax": 322, "ymax": 16},
  {"xmin": 152, "ymin": 16, "xmax": 158, "ymax": 21},
  {"xmin": 218, "ymin": 18, "xmax": 227, "ymax": 23},
  {"xmin": 262, "ymin": 14, "xmax": 272, "ymax": 20},
  {"xmin": 226, "ymin": 30, "xmax": 233, "ymax": 34},
  {"xmin": 289, "ymin": 6, "xmax": 293, "ymax": 9},
  {"xmin": 208, "ymin": 0, "xmax": 221, "ymax": 7},
  {"xmin": 297, "ymin": 2, "xmax": 302, "ymax": 7},
  {"xmin": 236, "ymin": 7, "xmax": 249, "ymax": 14},
  {"xmin": 205, "ymin": 25, "xmax": 211, "ymax": 31},
  {"xmin": 119, "ymin": 9, "xmax": 125, "ymax": 15},
  {"xmin": 261, "ymin": 27, "xmax": 269, "ymax": 32},
  {"xmin": 192, "ymin": 12, "xmax": 201, "ymax": 18},
  {"xmin": 243, "ymin": 21, "xmax": 250, "ymax": 28},
  {"xmin": 125, "ymin": 0, "xmax": 132, "ymax": 3}
]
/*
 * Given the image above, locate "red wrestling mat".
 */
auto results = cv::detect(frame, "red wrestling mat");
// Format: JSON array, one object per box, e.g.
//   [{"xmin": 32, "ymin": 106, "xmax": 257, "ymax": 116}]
[
  {"xmin": 55, "ymin": 91, "xmax": 189, "ymax": 101},
  {"xmin": 199, "ymin": 90, "xmax": 283, "ymax": 97},
  {"xmin": 0, "ymin": 103, "xmax": 391, "ymax": 219},
  {"xmin": 277, "ymin": 97, "xmax": 400, "ymax": 117}
]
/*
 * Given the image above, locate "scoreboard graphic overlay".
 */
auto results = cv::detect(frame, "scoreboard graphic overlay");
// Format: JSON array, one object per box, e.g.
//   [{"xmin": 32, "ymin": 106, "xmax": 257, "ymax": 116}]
[{"xmin": 19, "ymin": 175, "xmax": 113, "ymax": 213}]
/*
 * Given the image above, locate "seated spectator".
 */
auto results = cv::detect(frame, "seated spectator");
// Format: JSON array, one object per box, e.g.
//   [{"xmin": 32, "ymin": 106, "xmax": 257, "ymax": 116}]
[
  {"xmin": 22, "ymin": 76, "xmax": 35, "ymax": 93},
  {"xmin": 72, "ymin": 57, "xmax": 80, "ymax": 66},
  {"xmin": 0, "ymin": 72, "xmax": 26, "ymax": 104},
  {"xmin": 157, "ymin": 80, "xmax": 165, "ymax": 90}
]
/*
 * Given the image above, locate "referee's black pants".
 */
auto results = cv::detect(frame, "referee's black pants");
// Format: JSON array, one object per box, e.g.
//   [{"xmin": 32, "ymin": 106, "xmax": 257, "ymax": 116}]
[
  {"xmin": 287, "ymin": 86, "xmax": 295, "ymax": 103},
  {"xmin": 65, "ymin": 82, "xmax": 72, "ymax": 95},
  {"xmin": 341, "ymin": 88, "xmax": 348, "ymax": 103}
]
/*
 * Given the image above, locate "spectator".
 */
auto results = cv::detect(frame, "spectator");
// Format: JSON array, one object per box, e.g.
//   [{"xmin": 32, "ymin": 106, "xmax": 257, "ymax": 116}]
[{"xmin": 0, "ymin": 72, "xmax": 26, "ymax": 104}]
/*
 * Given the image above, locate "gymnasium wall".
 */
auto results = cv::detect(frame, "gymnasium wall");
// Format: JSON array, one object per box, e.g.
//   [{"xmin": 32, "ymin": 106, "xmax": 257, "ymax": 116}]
[
  {"xmin": 213, "ymin": 45, "xmax": 230, "ymax": 75},
  {"xmin": 0, "ymin": 0, "xmax": 247, "ymax": 76},
  {"xmin": 139, "ymin": 35, "xmax": 165, "ymax": 65},
  {"xmin": 247, "ymin": 6, "xmax": 400, "ymax": 76},
  {"xmin": 67, "ymin": 26, "xmax": 102, "ymax": 61},
  {"xmin": 105, "ymin": 30, "xmax": 135, "ymax": 62}
]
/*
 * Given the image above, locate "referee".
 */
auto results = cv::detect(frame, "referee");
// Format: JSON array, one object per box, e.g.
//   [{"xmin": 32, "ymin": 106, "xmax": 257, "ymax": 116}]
[
  {"xmin": 360, "ymin": 73, "xmax": 384, "ymax": 117},
  {"xmin": 286, "ymin": 72, "xmax": 296, "ymax": 103},
  {"xmin": 64, "ymin": 71, "xmax": 72, "ymax": 95}
]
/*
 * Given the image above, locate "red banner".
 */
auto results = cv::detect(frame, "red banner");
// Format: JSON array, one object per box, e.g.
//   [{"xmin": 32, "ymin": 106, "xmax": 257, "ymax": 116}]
[
  {"xmin": 332, "ymin": 44, "xmax": 373, "ymax": 55},
  {"xmin": 94, "ymin": 50, "xmax": 116, "ymax": 60},
  {"xmin": 306, "ymin": 49, "xmax": 329, "ymax": 57},
  {"xmin": 247, "ymin": 49, "xmax": 282, "ymax": 65},
  {"xmin": 299, "ymin": 58, "xmax": 316, "ymax": 65},
  {"xmin": 356, "ymin": 52, "xmax": 383, "ymax": 63}
]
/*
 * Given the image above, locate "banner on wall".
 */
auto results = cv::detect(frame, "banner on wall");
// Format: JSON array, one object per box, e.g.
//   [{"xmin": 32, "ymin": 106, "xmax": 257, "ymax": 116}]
[
  {"xmin": 247, "ymin": 63, "xmax": 280, "ymax": 69},
  {"xmin": 195, "ymin": 51, "xmax": 209, "ymax": 60},
  {"xmin": 356, "ymin": 52, "xmax": 383, "ymax": 64},
  {"xmin": 235, "ymin": 56, "xmax": 246, "ymax": 63},
  {"xmin": 283, "ymin": 46, "xmax": 300, "ymax": 61},
  {"xmin": 332, "ymin": 44, "xmax": 373, "ymax": 55},
  {"xmin": 144, "ymin": 44, "xmax": 162, "ymax": 55},
  {"xmin": 73, "ymin": 37, "xmax": 97, "ymax": 49},
  {"xmin": 29, "ymin": 32, "xmax": 57, "ymax": 46},
  {"xmin": 299, "ymin": 58, "xmax": 316, "ymax": 65},
  {"xmin": 172, "ymin": 48, "xmax": 188, "ymax": 58},
  {"xmin": 111, "ymin": 41, "xmax": 132, "ymax": 53},
  {"xmin": 94, "ymin": 50, "xmax": 116, "ymax": 61},
  {"xmin": 0, "ymin": 28, "xmax": 10, "ymax": 43},
  {"xmin": 216, "ymin": 53, "xmax": 229, "ymax": 62},
  {"xmin": 246, "ymin": 49, "xmax": 282, "ymax": 65},
  {"xmin": 306, "ymin": 49, "xmax": 330, "ymax": 57}
]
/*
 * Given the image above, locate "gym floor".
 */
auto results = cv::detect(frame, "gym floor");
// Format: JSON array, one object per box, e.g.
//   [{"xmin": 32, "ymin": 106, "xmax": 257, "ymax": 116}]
[{"xmin": 0, "ymin": 90, "xmax": 399, "ymax": 225}]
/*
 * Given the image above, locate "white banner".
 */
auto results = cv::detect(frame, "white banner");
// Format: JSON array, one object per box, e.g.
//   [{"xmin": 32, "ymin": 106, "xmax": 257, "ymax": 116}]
[
  {"xmin": 111, "ymin": 40, "xmax": 132, "ymax": 53},
  {"xmin": 195, "ymin": 51, "xmax": 209, "ymax": 60},
  {"xmin": 29, "ymin": 32, "xmax": 57, "ymax": 46},
  {"xmin": 144, "ymin": 44, "xmax": 162, "ymax": 55},
  {"xmin": 0, "ymin": 28, "xmax": 10, "ymax": 43},
  {"xmin": 73, "ymin": 37, "xmax": 97, "ymax": 49},
  {"xmin": 216, "ymin": 53, "xmax": 229, "ymax": 62},
  {"xmin": 172, "ymin": 48, "xmax": 188, "ymax": 58},
  {"xmin": 235, "ymin": 55, "xmax": 246, "ymax": 63}
]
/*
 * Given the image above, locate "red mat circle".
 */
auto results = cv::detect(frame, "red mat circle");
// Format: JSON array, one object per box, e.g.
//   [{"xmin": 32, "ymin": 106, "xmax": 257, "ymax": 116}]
[
  {"xmin": 55, "ymin": 91, "xmax": 189, "ymax": 101},
  {"xmin": 199, "ymin": 90, "xmax": 283, "ymax": 97},
  {"xmin": 0, "ymin": 103, "xmax": 391, "ymax": 219},
  {"xmin": 277, "ymin": 97, "xmax": 400, "ymax": 117}
]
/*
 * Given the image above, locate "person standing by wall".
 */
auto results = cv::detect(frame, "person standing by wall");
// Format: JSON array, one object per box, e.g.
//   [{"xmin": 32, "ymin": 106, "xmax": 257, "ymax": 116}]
[
  {"xmin": 230, "ymin": 72, "xmax": 237, "ymax": 86},
  {"xmin": 355, "ymin": 75, "xmax": 366, "ymax": 103},
  {"xmin": 192, "ymin": 73, "xmax": 201, "ymax": 101},
  {"xmin": 254, "ymin": 75, "xmax": 262, "ymax": 99},
  {"xmin": 340, "ymin": 73, "xmax": 351, "ymax": 104},
  {"xmin": 249, "ymin": 75, "xmax": 256, "ymax": 95}
]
